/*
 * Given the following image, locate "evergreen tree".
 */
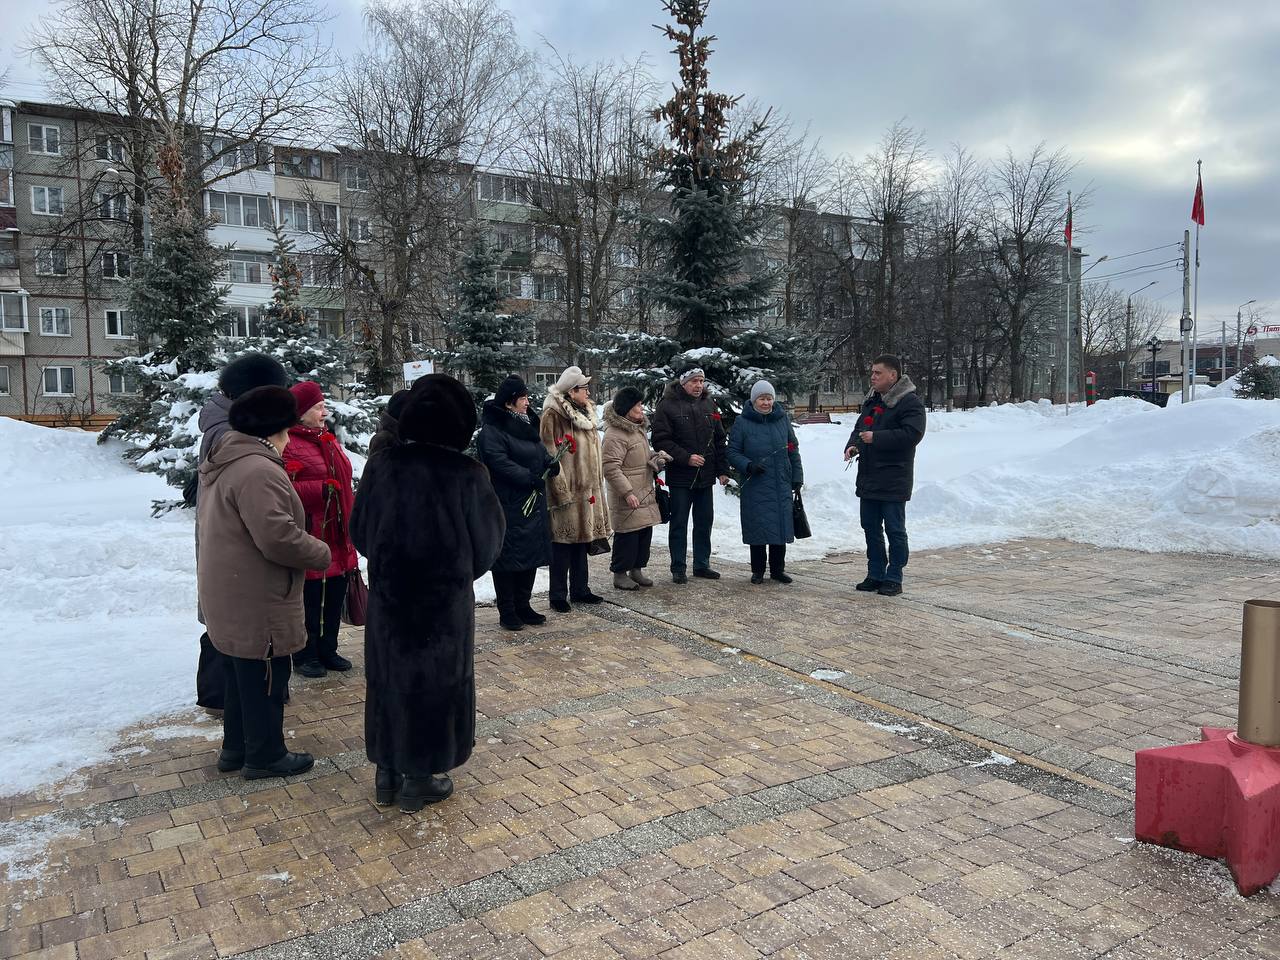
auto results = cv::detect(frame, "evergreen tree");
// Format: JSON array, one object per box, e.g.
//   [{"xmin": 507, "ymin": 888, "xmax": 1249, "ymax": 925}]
[
  {"xmin": 431, "ymin": 229, "xmax": 536, "ymax": 412},
  {"xmin": 589, "ymin": 0, "xmax": 816, "ymax": 414},
  {"xmin": 1234, "ymin": 358, "xmax": 1280, "ymax": 400},
  {"xmin": 99, "ymin": 143, "xmax": 229, "ymax": 488}
]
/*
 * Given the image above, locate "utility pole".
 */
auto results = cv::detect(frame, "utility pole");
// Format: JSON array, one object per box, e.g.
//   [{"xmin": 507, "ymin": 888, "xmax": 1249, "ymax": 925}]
[
  {"xmin": 1180, "ymin": 229, "xmax": 1192, "ymax": 400},
  {"xmin": 1221, "ymin": 321, "xmax": 1227, "ymax": 385},
  {"xmin": 1064, "ymin": 191, "xmax": 1072, "ymax": 415}
]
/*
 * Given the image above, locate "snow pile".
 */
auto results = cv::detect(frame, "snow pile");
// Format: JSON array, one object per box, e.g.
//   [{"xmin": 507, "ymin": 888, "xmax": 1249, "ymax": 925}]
[
  {"xmin": 710, "ymin": 394, "xmax": 1280, "ymax": 562},
  {"xmin": 0, "ymin": 418, "xmax": 201, "ymax": 796}
]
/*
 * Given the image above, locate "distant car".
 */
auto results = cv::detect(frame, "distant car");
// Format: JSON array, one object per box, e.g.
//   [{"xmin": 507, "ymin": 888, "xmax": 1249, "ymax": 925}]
[{"xmin": 1107, "ymin": 388, "xmax": 1169, "ymax": 408}]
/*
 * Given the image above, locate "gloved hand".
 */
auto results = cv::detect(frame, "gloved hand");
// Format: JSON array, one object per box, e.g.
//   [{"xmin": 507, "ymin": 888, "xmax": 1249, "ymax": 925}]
[
  {"xmin": 547, "ymin": 461, "xmax": 561, "ymax": 478},
  {"xmin": 529, "ymin": 472, "xmax": 546, "ymax": 492},
  {"xmin": 747, "ymin": 461, "xmax": 766, "ymax": 477},
  {"xmin": 792, "ymin": 482, "xmax": 803, "ymax": 492}
]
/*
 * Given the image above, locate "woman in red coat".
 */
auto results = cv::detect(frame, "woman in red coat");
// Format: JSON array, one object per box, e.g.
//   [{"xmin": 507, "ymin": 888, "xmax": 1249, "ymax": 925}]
[{"xmin": 283, "ymin": 381, "xmax": 360, "ymax": 678}]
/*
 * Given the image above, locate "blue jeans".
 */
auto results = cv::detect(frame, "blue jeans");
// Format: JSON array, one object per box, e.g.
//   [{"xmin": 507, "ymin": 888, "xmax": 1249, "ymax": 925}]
[
  {"xmin": 668, "ymin": 485, "xmax": 714, "ymax": 573},
  {"xmin": 860, "ymin": 499, "xmax": 908, "ymax": 583}
]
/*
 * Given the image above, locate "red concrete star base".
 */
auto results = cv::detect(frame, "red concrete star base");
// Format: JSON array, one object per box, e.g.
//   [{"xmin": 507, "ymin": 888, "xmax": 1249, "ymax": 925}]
[{"xmin": 1135, "ymin": 727, "xmax": 1280, "ymax": 896}]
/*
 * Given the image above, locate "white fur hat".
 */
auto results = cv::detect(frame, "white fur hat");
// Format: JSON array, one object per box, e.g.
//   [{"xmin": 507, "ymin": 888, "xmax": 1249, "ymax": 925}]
[{"xmin": 553, "ymin": 365, "xmax": 591, "ymax": 394}]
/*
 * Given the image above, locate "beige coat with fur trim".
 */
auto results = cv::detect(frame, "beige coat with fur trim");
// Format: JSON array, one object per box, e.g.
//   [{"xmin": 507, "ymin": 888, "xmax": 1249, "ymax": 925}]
[
  {"xmin": 601, "ymin": 407, "xmax": 670, "ymax": 534},
  {"xmin": 539, "ymin": 389, "xmax": 612, "ymax": 544}
]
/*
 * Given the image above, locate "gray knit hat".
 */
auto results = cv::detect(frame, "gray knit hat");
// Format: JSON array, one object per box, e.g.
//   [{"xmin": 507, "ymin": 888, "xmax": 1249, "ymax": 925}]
[
  {"xmin": 679, "ymin": 368, "xmax": 705, "ymax": 384},
  {"xmin": 750, "ymin": 380, "xmax": 776, "ymax": 403}
]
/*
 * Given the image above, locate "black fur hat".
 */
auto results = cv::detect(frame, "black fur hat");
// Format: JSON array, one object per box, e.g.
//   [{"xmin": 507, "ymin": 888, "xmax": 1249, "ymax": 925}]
[
  {"xmin": 495, "ymin": 375, "xmax": 529, "ymax": 408},
  {"xmin": 219, "ymin": 353, "xmax": 290, "ymax": 399},
  {"xmin": 398, "ymin": 374, "xmax": 477, "ymax": 451},
  {"xmin": 385, "ymin": 388, "xmax": 411, "ymax": 421},
  {"xmin": 612, "ymin": 386, "xmax": 644, "ymax": 417},
  {"xmin": 228, "ymin": 385, "xmax": 298, "ymax": 438}
]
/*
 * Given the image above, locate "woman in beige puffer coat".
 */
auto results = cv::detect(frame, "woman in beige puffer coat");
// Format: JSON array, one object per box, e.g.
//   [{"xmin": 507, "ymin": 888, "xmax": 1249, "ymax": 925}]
[{"xmin": 601, "ymin": 387, "xmax": 672, "ymax": 590}]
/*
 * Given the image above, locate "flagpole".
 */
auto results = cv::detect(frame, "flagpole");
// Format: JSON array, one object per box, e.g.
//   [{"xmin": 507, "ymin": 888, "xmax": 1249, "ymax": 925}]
[
  {"xmin": 1190, "ymin": 160, "xmax": 1202, "ymax": 402},
  {"xmin": 1064, "ymin": 190, "xmax": 1071, "ymax": 415}
]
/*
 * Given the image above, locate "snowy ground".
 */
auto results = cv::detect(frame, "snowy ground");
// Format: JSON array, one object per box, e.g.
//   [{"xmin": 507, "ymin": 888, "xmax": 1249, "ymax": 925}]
[{"xmin": 4, "ymin": 392, "xmax": 1280, "ymax": 799}]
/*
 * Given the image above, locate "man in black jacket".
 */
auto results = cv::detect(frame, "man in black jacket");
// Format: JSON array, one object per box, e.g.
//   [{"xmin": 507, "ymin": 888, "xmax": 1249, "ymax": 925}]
[
  {"xmin": 651, "ymin": 368, "xmax": 729, "ymax": 583},
  {"xmin": 843, "ymin": 355, "xmax": 926, "ymax": 596}
]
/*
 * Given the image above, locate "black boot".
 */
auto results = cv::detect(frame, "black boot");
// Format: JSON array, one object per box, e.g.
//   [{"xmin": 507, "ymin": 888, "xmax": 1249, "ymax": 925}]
[
  {"xmin": 494, "ymin": 571, "xmax": 524, "ymax": 631},
  {"xmin": 856, "ymin": 578, "xmax": 883, "ymax": 592},
  {"xmin": 216, "ymin": 749, "xmax": 244, "ymax": 772},
  {"xmin": 243, "ymin": 751, "xmax": 315, "ymax": 780},
  {"xmin": 321, "ymin": 653, "xmax": 352, "ymax": 671},
  {"xmin": 375, "ymin": 765, "xmax": 403, "ymax": 806},
  {"xmin": 297, "ymin": 659, "xmax": 326, "ymax": 679},
  {"xmin": 515, "ymin": 570, "xmax": 545, "ymax": 624},
  {"xmin": 399, "ymin": 774, "xmax": 454, "ymax": 812}
]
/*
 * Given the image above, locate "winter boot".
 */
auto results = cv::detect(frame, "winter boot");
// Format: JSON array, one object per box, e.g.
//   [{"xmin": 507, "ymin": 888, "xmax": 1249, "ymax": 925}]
[
  {"xmin": 770, "ymin": 571, "xmax": 794, "ymax": 584},
  {"xmin": 550, "ymin": 596, "xmax": 572, "ymax": 613},
  {"xmin": 243, "ymin": 751, "xmax": 314, "ymax": 780},
  {"xmin": 613, "ymin": 571, "xmax": 638, "ymax": 591},
  {"xmin": 877, "ymin": 581, "xmax": 903, "ymax": 597},
  {"xmin": 571, "ymin": 591, "xmax": 604, "ymax": 604},
  {"xmin": 399, "ymin": 774, "xmax": 454, "ymax": 813},
  {"xmin": 297, "ymin": 659, "xmax": 326, "ymax": 679},
  {"xmin": 216, "ymin": 749, "xmax": 244, "ymax": 773},
  {"xmin": 375, "ymin": 766, "xmax": 403, "ymax": 806},
  {"xmin": 855, "ymin": 578, "xmax": 882, "ymax": 592},
  {"xmin": 750, "ymin": 573, "xmax": 765, "ymax": 585},
  {"xmin": 629, "ymin": 569, "xmax": 654, "ymax": 587},
  {"xmin": 321, "ymin": 653, "xmax": 352, "ymax": 672},
  {"xmin": 517, "ymin": 606, "xmax": 546, "ymax": 626}
]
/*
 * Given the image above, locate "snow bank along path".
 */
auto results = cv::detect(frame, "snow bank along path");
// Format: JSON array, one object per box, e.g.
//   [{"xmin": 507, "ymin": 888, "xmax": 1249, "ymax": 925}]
[{"xmin": 3, "ymin": 393, "xmax": 1280, "ymax": 799}]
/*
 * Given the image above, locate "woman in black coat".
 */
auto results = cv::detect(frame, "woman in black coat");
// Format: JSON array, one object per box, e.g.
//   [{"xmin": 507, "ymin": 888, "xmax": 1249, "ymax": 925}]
[
  {"xmin": 474, "ymin": 376, "xmax": 558, "ymax": 632},
  {"xmin": 350, "ymin": 374, "xmax": 505, "ymax": 813}
]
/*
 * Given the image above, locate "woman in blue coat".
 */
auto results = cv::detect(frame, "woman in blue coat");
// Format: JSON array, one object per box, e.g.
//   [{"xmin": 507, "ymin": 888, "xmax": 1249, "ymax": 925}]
[
  {"xmin": 474, "ymin": 376, "xmax": 558, "ymax": 631},
  {"xmin": 727, "ymin": 380, "xmax": 804, "ymax": 584}
]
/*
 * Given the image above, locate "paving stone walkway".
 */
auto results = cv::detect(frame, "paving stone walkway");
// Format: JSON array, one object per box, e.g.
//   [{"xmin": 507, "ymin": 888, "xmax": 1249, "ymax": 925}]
[{"xmin": 2, "ymin": 539, "xmax": 1278, "ymax": 960}]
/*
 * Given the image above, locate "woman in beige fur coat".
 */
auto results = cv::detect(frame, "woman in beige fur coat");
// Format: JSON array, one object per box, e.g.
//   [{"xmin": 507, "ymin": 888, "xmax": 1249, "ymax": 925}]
[
  {"xmin": 601, "ymin": 387, "xmax": 672, "ymax": 591},
  {"xmin": 539, "ymin": 366, "xmax": 611, "ymax": 612}
]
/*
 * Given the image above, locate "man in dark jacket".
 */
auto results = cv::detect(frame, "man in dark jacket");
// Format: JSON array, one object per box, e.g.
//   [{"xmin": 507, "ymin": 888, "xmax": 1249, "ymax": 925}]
[
  {"xmin": 843, "ymin": 355, "xmax": 926, "ymax": 597},
  {"xmin": 193, "ymin": 353, "xmax": 292, "ymax": 711},
  {"xmin": 651, "ymin": 368, "xmax": 729, "ymax": 583}
]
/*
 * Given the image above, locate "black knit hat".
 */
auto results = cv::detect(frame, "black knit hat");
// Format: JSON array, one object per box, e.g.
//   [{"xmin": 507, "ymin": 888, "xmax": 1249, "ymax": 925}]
[
  {"xmin": 228, "ymin": 385, "xmax": 298, "ymax": 438},
  {"xmin": 613, "ymin": 386, "xmax": 644, "ymax": 417},
  {"xmin": 219, "ymin": 353, "xmax": 290, "ymax": 399},
  {"xmin": 398, "ymin": 374, "xmax": 477, "ymax": 451},
  {"xmin": 495, "ymin": 375, "xmax": 529, "ymax": 408}
]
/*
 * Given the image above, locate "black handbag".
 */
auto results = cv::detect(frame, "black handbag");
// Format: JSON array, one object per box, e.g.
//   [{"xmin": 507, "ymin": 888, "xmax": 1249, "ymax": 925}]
[
  {"xmin": 655, "ymin": 481, "xmax": 671, "ymax": 523},
  {"xmin": 586, "ymin": 537, "xmax": 611, "ymax": 557},
  {"xmin": 792, "ymin": 491, "xmax": 812, "ymax": 540}
]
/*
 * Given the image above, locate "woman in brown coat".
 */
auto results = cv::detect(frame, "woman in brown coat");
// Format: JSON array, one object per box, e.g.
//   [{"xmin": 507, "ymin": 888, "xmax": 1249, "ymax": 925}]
[
  {"xmin": 602, "ymin": 387, "xmax": 672, "ymax": 590},
  {"xmin": 539, "ymin": 366, "xmax": 611, "ymax": 611},
  {"xmin": 197, "ymin": 386, "xmax": 333, "ymax": 780}
]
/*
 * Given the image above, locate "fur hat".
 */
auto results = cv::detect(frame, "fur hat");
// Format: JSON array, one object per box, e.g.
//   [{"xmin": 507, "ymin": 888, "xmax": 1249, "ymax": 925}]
[
  {"xmin": 385, "ymin": 389, "xmax": 411, "ymax": 421},
  {"xmin": 553, "ymin": 365, "xmax": 591, "ymax": 394},
  {"xmin": 495, "ymin": 375, "xmax": 529, "ymax": 408},
  {"xmin": 750, "ymin": 380, "xmax": 776, "ymax": 403},
  {"xmin": 398, "ymin": 374, "xmax": 476, "ymax": 451},
  {"xmin": 289, "ymin": 381, "xmax": 324, "ymax": 417},
  {"xmin": 219, "ymin": 353, "xmax": 290, "ymax": 399},
  {"xmin": 228, "ymin": 385, "xmax": 298, "ymax": 438},
  {"xmin": 612, "ymin": 386, "xmax": 645, "ymax": 417},
  {"xmin": 679, "ymin": 368, "xmax": 705, "ymax": 385}
]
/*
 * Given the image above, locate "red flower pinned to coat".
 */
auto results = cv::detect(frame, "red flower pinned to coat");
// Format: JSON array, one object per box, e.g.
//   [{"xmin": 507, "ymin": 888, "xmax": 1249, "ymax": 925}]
[
  {"xmin": 862, "ymin": 415, "xmax": 874, "ymax": 426},
  {"xmin": 655, "ymin": 477, "xmax": 666, "ymax": 487},
  {"xmin": 787, "ymin": 442, "xmax": 797, "ymax": 452},
  {"xmin": 711, "ymin": 412, "xmax": 722, "ymax": 421},
  {"xmin": 589, "ymin": 495, "xmax": 596, "ymax": 504},
  {"xmin": 324, "ymin": 478, "xmax": 342, "ymax": 492},
  {"xmin": 873, "ymin": 405, "xmax": 885, "ymax": 415},
  {"xmin": 320, "ymin": 431, "xmax": 338, "ymax": 444},
  {"xmin": 284, "ymin": 459, "xmax": 305, "ymax": 477}
]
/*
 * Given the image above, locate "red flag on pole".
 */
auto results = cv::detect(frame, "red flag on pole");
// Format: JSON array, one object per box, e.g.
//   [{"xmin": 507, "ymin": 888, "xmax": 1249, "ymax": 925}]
[
  {"xmin": 1191, "ymin": 171, "xmax": 1205, "ymax": 226},
  {"xmin": 1064, "ymin": 197, "xmax": 1073, "ymax": 247}
]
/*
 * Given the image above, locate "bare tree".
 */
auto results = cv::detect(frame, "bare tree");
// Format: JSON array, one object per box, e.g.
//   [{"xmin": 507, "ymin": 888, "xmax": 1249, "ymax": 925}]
[
  {"xmin": 516, "ymin": 49, "xmax": 659, "ymax": 363},
  {"xmin": 980, "ymin": 143, "xmax": 1077, "ymax": 401},
  {"xmin": 317, "ymin": 0, "xmax": 534, "ymax": 392},
  {"xmin": 1077, "ymin": 281, "xmax": 1124, "ymax": 378}
]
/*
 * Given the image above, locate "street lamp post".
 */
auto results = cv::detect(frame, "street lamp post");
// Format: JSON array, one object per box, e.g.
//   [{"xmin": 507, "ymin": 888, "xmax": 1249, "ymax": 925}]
[
  {"xmin": 1147, "ymin": 336, "xmax": 1163, "ymax": 398},
  {"xmin": 1124, "ymin": 281, "xmax": 1158, "ymax": 391}
]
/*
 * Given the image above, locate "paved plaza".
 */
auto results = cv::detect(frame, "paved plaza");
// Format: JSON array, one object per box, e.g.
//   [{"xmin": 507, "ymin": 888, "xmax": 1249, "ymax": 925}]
[{"xmin": 2, "ymin": 539, "xmax": 1279, "ymax": 959}]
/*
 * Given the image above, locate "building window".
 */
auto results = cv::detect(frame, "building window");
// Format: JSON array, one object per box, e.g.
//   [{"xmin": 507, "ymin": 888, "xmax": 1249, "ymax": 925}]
[
  {"xmin": 42, "ymin": 365, "xmax": 75, "ymax": 396},
  {"xmin": 39, "ymin": 306, "xmax": 72, "ymax": 336},
  {"xmin": 0, "ymin": 292, "xmax": 25, "ymax": 330},
  {"xmin": 226, "ymin": 252, "xmax": 271, "ymax": 284},
  {"xmin": 224, "ymin": 305, "xmax": 264, "ymax": 337},
  {"xmin": 348, "ymin": 217, "xmax": 372, "ymax": 242},
  {"xmin": 533, "ymin": 371, "xmax": 557, "ymax": 387},
  {"xmin": 28, "ymin": 124, "xmax": 61, "ymax": 155},
  {"xmin": 491, "ymin": 222, "xmax": 529, "ymax": 252},
  {"xmin": 0, "ymin": 236, "xmax": 15, "ymax": 269},
  {"xmin": 277, "ymin": 198, "xmax": 337, "ymax": 233},
  {"xmin": 207, "ymin": 191, "xmax": 274, "ymax": 228},
  {"xmin": 294, "ymin": 254, "xmax": 337, "ymax": 287},
  {"xmin": 95, "ymin": 135, "xmax": 125, "ymax": 163},
  {"xmin": 306, "ymin": 307, "xmax": 346, "ymax": 339},
  {"xmin": 343, "ymin": 165, "xmax": 369, "ymax": 190},
  {"xmin": 0, "ymin": 365, "xmax": 9, "ymax": 396},
  {"xmin": 97, "ymin": 190, "xmax": 129, "ymax": 221},
  {"xmin": 494, "ymin": 270, "xmax": 524, "ymax": 298},
  {"xmin": 476, "ymin": 172, "xmax": 529, "ymax": 204},
  {"xmin": 36, "ymin": 248, "xmax": 69, "ymax": 276},
  {"xmin": 612, "ymin": 245, "xmax": 638, "ymax": 267},
  {"xmin": 534, "ymin": 226, "xmax": 561, "ymax": 255},
  {"xmin": 0, "ymin": 144, "xmax": 12, "ymax": 206},
  {"xmin": 105, "ymin": 309, "xmax": 134, "ymax": 338},
  {"xmin": 280, "ymin": 152, "xmax": 325, "ymax": 180},
  {"xmin": 102, "ymin": 252, "xmax": 131, "ymax": 279},
  {"xmin": 531, "ymin": 273, "xmax": 565, "ymax": 302},
  {"xmin": 31, "ymin": 185, "xmax": 64, "ymax": 216},
  {"xmin": 208, "ymin": 139, "xmax": 267, "ymax": 172},
  {"xmin": 108, "ymin": 372, "xmax": 137, "ymax": 394}
]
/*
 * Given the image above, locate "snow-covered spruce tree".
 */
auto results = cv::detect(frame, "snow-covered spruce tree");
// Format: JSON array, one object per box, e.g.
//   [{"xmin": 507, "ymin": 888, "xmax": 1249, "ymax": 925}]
[
  {"xmin": 430, "ymin": 229, "xmax": 536, "ymax": 413},
  {"xmin": 99, "ymin": 143, "xmax": 229, "ymax": 494},
  {"xmin": 1234, "ymin": 357, "xmax": 1280, "ymax": 400},
  {"xmin": 590, "ymin": 0, "xmax": 812, "ymax": 415}
]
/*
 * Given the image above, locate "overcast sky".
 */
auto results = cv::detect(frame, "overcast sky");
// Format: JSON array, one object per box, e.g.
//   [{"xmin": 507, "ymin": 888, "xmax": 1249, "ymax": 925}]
[{"xmin": 6, "ymin": 0, "xmax": 1279, "ymax": 339}]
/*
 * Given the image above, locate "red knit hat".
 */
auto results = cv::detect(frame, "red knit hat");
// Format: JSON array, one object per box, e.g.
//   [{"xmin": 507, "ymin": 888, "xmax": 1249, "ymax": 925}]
[{"xmin": 290, "ymin": 381, "xmax": 325, "ymax": 416}]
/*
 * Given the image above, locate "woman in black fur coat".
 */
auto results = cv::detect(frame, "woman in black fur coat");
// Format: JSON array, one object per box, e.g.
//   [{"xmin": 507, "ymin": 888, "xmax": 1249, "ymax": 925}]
[
  {"xmin": 350, "ymin": 374, "xmax": 505, "ymax": 812},
  {"xmin": 474, "ymin": 376, "xmax": 558, "ymax": 632}
]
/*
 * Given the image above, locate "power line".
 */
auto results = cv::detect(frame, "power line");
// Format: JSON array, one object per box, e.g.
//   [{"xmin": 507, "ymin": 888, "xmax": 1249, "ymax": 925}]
[
  {"xmin": 1083, "ymin": 260, "xmax": 1181, "ymax": 283},
  {"xmin": 1098, "ymin": 242, "xmax": 1182, "ymax": 264}
]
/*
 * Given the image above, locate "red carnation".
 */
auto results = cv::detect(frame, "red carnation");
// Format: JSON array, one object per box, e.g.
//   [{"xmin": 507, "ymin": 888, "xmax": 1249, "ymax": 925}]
[
  {"xmin": 324, "ymin": 478, "xmax": 341, "ymax": 491},
  {"xmin": 655, "ymin": 477, "xmax": 666, "ymax": 487},
  {"xmin": 787, "ymin": 443, "xmax": 796, "ymax": 452},
  {"xmin": 873, "ymin": 405, "xmax": 885, "ymax": 415},
  {"xmin": 321, "ymin": 431, "xmax": 337, "ymax": 444},
  {"xmin": 284, "ymin": 459, "xmax": 305, "ymax": 476},
  {"xmin": 711, "ymin": 412, "xmax": 722, "ymax": 421},
  {"xmin": 589, "ymin": 495, "xmax": 596, "ymax": 504},
  {"xmin": 862, "ymin": 415, "xmax": 874, "ymax": 426}
]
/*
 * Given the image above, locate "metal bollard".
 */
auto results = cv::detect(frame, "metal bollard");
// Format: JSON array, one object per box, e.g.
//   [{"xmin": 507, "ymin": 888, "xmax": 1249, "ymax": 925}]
[{"xmin": 1239, "ymin": 599, "xmax": 1280, "ymax": 747}]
